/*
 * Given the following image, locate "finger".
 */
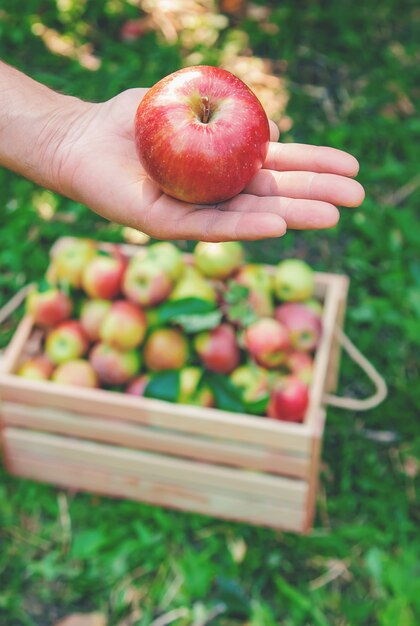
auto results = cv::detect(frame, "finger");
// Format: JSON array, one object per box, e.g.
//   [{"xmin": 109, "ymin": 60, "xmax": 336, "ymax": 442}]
[
  {"xmin": 265, "ymin": 143, "xmax": 360, "ymax": 177},
  {"xmin": 269, "ymin": 119, "xmax": 280, "ymax": 142},
  {"xmin": 245, "ymin": 170, "xmax": 365, "ymax": 207},
  {"xmin": 143, "ymin": 196, "xmax": 287, "ymax": 241},
  {"xmin": 219, "ymin": 194, "xmax": 340, "ymax": 230}
]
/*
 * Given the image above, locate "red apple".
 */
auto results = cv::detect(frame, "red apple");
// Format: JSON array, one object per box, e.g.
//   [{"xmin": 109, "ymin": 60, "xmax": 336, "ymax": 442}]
[
  {"xmin": 50, "ymin": 238, "xmax": 96, "ymax": 288},
  {"xmin": 194, "ymin": 323, "xmax": 240, "ymax": 374},
  {"xmin": 45, "ymin": 321, "xmax": 89, "ymax": 365},
  {"xmin": 123, "ymin": 257, "xmax": 173, "ymax": 308},
  {"xmin": 178, "ymin": 366, "xmax": 214, "ymax": 407},
  {"xmin": 275, "ymin": 302, "xmax": 322, "ymax": 351},
  {"xmin": 26, "ymin": 287, "xmax": 72, "ymax": 327},
  {"xmin": 99, "ymin": 300, "xmax": 147, "ymax": 350},
  {"xmin": 274, "ymin": 259, "xmax": 314, "ymax": 302},
  {"xmin": 17, "ymin": 354, "xmax": 54, "ymax": 381},
  {"xmin": 134, "ymin": 65, "xmax": 270, "ymax": 204},
  {"xmin": 90, "ymin": 342, "xmax": 141, "ymax": 385},
  {"xmin": 52, "ymin": 359, "xmax": 98, "ymax": 388},
  {"xmin": 194, "ymin": 242, "xmax": 244, "ymax": 279},
  {"xmin": 244, "ymin": 318, "xmax": 290, "ymax": 368},
  {"xmin": 286, "ymin": 351, "xmax": 314, "ymax": 385},
  {"xmin": 82, "ymin": 250, "xmax": 126, "ymax": 300},
  {"xmin": 267, "ymin": 375, "xmax": 309, "ymax": 423},
  {"xmin": 126, "ymin": 374, "xmax": 150, "ymax": 396},
  {"xmin": 144, "ymin": 328, "xmax": 189, "ymax": 371},
  {"xmin": 80, "ymin": 299, "xmax": 112, "ymax": 342}
]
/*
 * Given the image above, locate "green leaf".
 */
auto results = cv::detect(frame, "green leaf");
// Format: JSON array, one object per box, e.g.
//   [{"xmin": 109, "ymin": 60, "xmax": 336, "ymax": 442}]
[
  {"xmin": 144, "ymin": 370, "xmax": 180, "ymax": 403},
  {"xmin": 245, "ymin": 394, "xmax": 270, "ymax": 416},
  {"xmin": 204, "ymin": 372, "xmax": 245, "ymax": 413},
  {"xmin": 156, "ymin": 298, "xmax": 216, "ymax": 326},
  {"xmin": 224, "ymin": 281, "xmax": 250, "ymax": 304},
  {"xmin": 173, "ymin": 309, "xmax": 223, "ymax": 334}
]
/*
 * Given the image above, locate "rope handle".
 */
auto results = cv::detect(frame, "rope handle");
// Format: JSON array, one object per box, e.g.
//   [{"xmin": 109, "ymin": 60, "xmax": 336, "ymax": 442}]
[
  {"xmin": 0, "ymin": 284, "xmax": 34, "ymax": 327},
  {"xmin": 324, "ymin": 327, "xmax": 388, "ymax": 411}
]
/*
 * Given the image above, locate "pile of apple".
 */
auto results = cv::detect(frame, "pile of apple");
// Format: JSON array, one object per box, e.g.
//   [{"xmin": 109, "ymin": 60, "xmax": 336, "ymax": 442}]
[{"xmin": 19, "ymin": 238, "xmax": 323, "ymax": 423}]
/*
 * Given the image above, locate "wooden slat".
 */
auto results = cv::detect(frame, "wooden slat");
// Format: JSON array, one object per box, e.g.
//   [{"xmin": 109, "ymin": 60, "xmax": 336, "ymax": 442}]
[
  {"xmin": 0, "ymin": 315, "xmax": 33, "ymax": 375},
  {"xmin": 325, "ymin": 276, "xmax": 349, "ymax": 393},
  {"xmin": 6, "ymin": 451, "xmax": 304, "ymax": 532},
  {"xmin": 1, "ymin": 402, "xmax": 310, "ymax": 479},
  {"xmin": 302, "ymin": 408, "xmax": 326, "ymax": 533},
  {"xmin": 0, "ymin": 376, "xmax": 313, "ymax": 454},
  {"xmin": 305, "ymin": 274, "xmax": 347, "ymax": 429},
  {"xmin": 5, "ymin": 428, "xmax": 307, "ymax": 506}
]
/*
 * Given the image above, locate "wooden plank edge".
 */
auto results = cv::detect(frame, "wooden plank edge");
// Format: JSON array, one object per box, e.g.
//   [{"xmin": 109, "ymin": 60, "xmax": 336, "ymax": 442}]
[{"xmin": 0, "ymin": 376, "xmax": 313, "ymax": 453}]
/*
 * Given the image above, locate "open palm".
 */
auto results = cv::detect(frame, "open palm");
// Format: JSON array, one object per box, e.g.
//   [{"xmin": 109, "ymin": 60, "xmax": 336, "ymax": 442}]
[{"xmin": 59, "ymin": 88, "xmax": 364, "ymax": 241}]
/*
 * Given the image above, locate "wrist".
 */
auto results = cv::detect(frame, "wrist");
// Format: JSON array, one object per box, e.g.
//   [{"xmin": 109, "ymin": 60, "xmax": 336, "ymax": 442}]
[{"xmin": 0, "ymin": 62, "xmax": 92, "ymax": 194}]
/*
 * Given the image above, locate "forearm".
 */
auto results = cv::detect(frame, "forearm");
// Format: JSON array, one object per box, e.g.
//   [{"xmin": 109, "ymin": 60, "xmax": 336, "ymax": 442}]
[{"xmin": 0, "ymin": 61, "xmax": 89, "ymax": 192}]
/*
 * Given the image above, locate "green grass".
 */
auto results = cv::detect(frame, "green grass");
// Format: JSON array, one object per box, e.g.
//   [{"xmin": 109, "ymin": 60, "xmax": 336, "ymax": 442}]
[{"xmin": 1, "ymin": 1, "xmax": 419, "ymax": 624}]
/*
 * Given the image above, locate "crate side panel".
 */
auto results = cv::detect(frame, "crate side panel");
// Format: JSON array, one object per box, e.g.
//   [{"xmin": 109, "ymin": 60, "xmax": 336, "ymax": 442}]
[
  {"xmin": 6, "ymin": 450, "xmax": 305, "ymax": 532},
  {"xmin": 4, "ymin": 428, "xmax": 308, "ymax": 506},
  {"xmin": 2, "ymin": 402, "xmax": 310, "ymax": 479}
]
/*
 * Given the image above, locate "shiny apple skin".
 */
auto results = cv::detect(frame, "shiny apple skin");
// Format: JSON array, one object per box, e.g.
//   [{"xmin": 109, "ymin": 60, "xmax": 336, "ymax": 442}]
[{"xmin": 134, "ymin": 66, "xmax": 270, "ymax": 204}]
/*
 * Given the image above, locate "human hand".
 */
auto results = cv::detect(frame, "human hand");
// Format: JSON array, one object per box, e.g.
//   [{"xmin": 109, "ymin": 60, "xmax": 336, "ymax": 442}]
[{"xmin": 55, "ymin": 88, "xmax": 365, "ymax": 241}]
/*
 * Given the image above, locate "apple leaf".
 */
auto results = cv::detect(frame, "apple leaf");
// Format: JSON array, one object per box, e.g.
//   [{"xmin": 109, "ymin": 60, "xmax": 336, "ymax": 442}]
[
  {"xmin": 144, "ymin": 370, "xmax": 180, "ymax": 403},
  {"xmin": 173, "ymin": 310, "xmax": 223, "ymax": 334},
  {"xmin": 203, "ymin": 372, "xmax": 246, "ymax": 414},
  {"xmin": 223, "ymin": 281, "xmax": 258, "ymax": 328},
  {"xmin": 155, "ymin": 298, "xmax": 216, "ymax": 326},
  {"xmin": 245, "ymin": 394, "xmax": 270, "ymax": 416}
]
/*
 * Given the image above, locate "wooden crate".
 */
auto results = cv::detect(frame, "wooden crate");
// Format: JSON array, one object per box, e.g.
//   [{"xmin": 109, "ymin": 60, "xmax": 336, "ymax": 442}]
[{"xmin": 0, "ymin": 249, "xmax": 348, "ymax": 533}]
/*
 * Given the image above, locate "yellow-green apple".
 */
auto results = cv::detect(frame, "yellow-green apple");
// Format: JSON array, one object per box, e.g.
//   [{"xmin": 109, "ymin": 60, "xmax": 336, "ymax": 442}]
[
  {"xmin": 304, "ymin": 298, "xmax": 323, "ymax": 316},
  {"xmin": 134, "ymin": 65, "xmax": 270, "ymax": 204},
  {"xmin": 230, "ymin": 363, "xmax": 270, "ymax": 413},
  {"xmin": 17, "ymin": 355, "xmax": 53, "ymax": 381},
  {"xmin": 143, "ymin": 242, "xmax": 185, "ymax": 281},
  {"xmin": 267, "ymin": 375, "xmax": 309, "ymax": 422},
  {"xmin": 286, "ymin": 351, "xmax": 314, "ymax": 385},
  {"xmin": 123, "ymin": 257, "xmax": 173, "ymax": 307},
  {"xmin": 144, "ymin": 328, "xmax": 189, "ymax": 371},
  {"xmin": 126, "ymin": 374, "xmax": 150, "ymax": 396},
  {"xmin": 90, "ymin": 342, "xmax": 141, "ymax": 385},
  {"xmin": 275, "ymin": 302, "xmax": 322, "ymax": 351},
  {"xmin": 82, "ymin": 250, "xmax": 126, "ymax": 300},
  {"xmin": 234, "ymin": 263, "xmax": 273, "ymax": 316},
  {"xmin": 274, "ymin": 259, "xmax": 314, "ymax": 302},
  {"xmin": 80, "ymin": 299, "xmax": 112, "ymax": 342},
  {"xmin": 169, "ymin": 266, "xmax": 217, "ymax": 304},
  {"xmin": 50, "ymin": 238, "xmax": 96, "ymax": 288},
  {"xmin": 99, "ymin": 300, "xmax": 147, "ymax": 350},
  {"xmin": 194, "ymin": 242, "xmax": 244, "ymax": 280},
  {"xmin": 178, "ymin": 366, "xmax": 214, "ymax": 407},
  {"xmin": 45, "ymin": 321, "xmax": 89, "ymax": 365},
  {"xmin": 194, "ymin": 323, "xmax": 240, "ymax": 374},
  {"xmin": 244, "ymin": 318, "xmax": 290, "ymax": 368},
  {"xmin": 26, "ymin": 287, "xmax": 72, "ymax": 327},
  {"xmin": 52, "ymin": 359, "xmax": 98, "ymax": 388}
]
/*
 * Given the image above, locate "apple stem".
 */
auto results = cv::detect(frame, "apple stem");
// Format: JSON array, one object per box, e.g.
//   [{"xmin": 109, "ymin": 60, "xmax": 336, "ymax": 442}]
[{"xmin": 201, "ymin": 96, "xmax": 211, "ymax": 124}]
